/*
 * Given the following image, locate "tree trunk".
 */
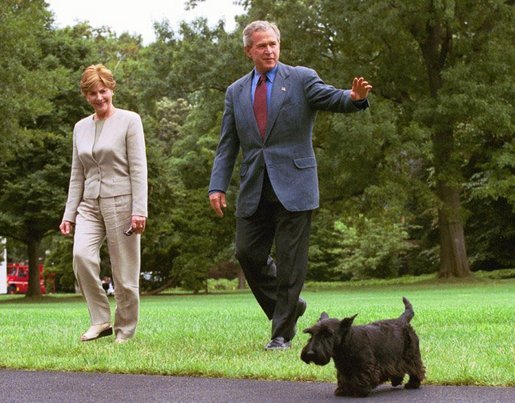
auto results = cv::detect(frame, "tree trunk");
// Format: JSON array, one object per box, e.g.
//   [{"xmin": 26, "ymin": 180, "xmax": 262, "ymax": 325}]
[
  {"xmin": 25, "ymin": 237, "xmax": 42, "ymax": 297},
  {"xmin": 237, "ymin": 267, "xmax": 247, "ymax": 289},
  {"xmin": 436, "ymin": 183, "xmax": 472, "ymax": 278},
  {"xmin": 145, "ymin": 278, "xmax": 175, "ymax": 295},
  {"xmin": 433, "ymin": 127, "xmax": 472, "ymax": 278},
  {"xmin": 412, "ymin": 9, "xmax": 471, "ymax": 278}
]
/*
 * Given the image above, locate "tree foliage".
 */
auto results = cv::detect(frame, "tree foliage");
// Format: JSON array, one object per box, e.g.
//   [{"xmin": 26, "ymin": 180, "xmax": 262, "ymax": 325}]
[{"xmin": 0, "ymin": 0, "xmax": 72, "ymax": 296}]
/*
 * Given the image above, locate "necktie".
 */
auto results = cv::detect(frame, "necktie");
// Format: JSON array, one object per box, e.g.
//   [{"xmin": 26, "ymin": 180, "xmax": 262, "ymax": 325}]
[{"xmin": 253, "ymin": 73, "xmax": 267, "ymax": 140}]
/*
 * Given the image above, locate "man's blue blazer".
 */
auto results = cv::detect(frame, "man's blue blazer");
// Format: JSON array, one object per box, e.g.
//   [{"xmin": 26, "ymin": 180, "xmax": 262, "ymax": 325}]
[{"xmin": 209, "ymin": 62, "xmax": 368, "ymax": 218}]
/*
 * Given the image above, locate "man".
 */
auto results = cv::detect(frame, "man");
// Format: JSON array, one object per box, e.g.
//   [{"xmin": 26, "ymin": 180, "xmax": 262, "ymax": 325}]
[{"xmin": 209, "ymin": 21, "xmax": 372, "ymax": 350}]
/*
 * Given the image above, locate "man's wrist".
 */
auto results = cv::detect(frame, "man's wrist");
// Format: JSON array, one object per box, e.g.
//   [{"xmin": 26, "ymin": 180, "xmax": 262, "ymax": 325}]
[
  {"xmin": 209, "ymin": 190, "xmax": 225, "ymax": 195},
  {"xmin": 352, "ymin": 98, "xmax": 368, "ymax": 105},
  {"xmin": 351, "ymin": 98, "xmax": 369, "ymax": 110}
]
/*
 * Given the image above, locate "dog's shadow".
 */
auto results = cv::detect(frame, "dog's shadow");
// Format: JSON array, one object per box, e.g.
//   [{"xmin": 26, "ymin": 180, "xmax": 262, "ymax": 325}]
[{"xmin": 318, "ymin": 384, "xmax": 408, "ymax": 401}]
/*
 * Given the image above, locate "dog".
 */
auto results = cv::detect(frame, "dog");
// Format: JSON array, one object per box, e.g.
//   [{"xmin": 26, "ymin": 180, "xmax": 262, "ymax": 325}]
[{"xmin": 301, "ymin": 297, "xmax": 425, "ymax": 397}]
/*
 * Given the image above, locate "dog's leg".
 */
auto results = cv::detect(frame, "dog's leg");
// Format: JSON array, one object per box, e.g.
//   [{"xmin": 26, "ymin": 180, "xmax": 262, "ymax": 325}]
[
  {"xmin": 405, "ymin": 331, "xmax": 425, "ymax": 389},
  {"xmin": 334, "ymin": 384, "xmax": 372, "ymax": 397},
  {"xmin": 334, "ymin": 371, "xmax": 372, "ymax": 397},
  {"xmin": 405, "ymin": 375, "xmax": 421, "ymax": 389},
  {"xmin": 334, "ymin": 371, "xmax": 348, "ymax": 396},
  {"xmin": 337, "ymin": 372, "xmax": 374, "ymax": 397},
  {"xmin": 334, "ymin": 387, "xmax": 346, "ymax": 396},
  {"xmin": 355, "ymin": 373, "xmax": 375, "ymax": 397},
  {"xmin": 391, "ymin": 375, "xmax": 404, "ymax": 387},
  {"xmin": 405, "ymin": 361, "xmax": 425, "ymax": 389},
  {"xmin": 334, "ymin": 369, "xmax": 347, "ymax": 396},
  {"xmin": 348, "ymin": 384, "xmax": 373, "ymax": 397}
]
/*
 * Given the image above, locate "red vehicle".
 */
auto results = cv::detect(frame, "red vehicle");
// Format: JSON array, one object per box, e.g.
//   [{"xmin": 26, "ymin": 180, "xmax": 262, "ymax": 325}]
[{"xmin": 6, "ymin": 263, "xmax": 46, "ymax": 294}]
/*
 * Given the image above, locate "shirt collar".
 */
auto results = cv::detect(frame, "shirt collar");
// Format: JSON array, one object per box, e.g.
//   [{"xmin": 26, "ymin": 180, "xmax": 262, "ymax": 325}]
[{"xmin": 252, "ymin": 64, "xmax": 279, "ymax": 85}]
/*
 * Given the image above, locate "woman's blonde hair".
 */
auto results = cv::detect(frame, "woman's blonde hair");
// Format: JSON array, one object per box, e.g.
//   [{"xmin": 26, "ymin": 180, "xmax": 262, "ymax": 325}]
[{"xmin": 80, "ymin": 64, "xmax": 116, "ymax": 95}]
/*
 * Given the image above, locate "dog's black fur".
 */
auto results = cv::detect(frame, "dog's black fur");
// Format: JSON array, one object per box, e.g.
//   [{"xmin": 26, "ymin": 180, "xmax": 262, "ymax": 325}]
[{"xmin": 301, "ymin": 297, "xmax": 425, "ymax": 397}]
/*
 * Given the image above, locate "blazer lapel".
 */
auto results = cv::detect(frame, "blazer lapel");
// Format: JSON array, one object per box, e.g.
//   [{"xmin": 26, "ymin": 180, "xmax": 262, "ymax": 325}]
[
  {"xmin": 83, "ymin": 117, "xmax": 97, "ymax": 161},
  {"xmin": 238, "ymin": 72, "xmax": 262, "ymax": 140},
  {"xmin": 265, "ymin": 63, "xmax": 289, "ymax": 141}
]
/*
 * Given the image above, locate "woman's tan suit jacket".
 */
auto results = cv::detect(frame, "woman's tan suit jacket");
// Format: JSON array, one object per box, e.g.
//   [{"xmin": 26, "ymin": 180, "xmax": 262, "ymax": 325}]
[{"xmin": 62, "ymin": 109, "xmax": 148, "ymax": 223}]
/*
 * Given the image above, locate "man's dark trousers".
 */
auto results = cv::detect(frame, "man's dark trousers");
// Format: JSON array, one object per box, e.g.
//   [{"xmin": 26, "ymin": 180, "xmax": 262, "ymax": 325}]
[{"xmin": 235, "ymin": 173, "xmax": 312, "ymax": 340}]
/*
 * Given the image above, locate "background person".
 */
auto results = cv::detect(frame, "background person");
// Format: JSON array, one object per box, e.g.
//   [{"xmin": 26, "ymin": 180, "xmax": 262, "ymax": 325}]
[
  {"xmin": 102, "ymin": 276, "xmax": 114, "ymax": 296},
  {"xmin": 60, "ymin": 64, "xmax": 148, "ymax": 344},
  {"xmin": 209, "ymin": 21, "xmax": 372, "ymax": 350}
]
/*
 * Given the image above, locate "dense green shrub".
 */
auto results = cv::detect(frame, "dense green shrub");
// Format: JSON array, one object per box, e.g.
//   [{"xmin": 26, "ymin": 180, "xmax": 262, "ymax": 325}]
[{"xmin": 310, "ymin": 214, "xmax": 413, "ymax": 280}]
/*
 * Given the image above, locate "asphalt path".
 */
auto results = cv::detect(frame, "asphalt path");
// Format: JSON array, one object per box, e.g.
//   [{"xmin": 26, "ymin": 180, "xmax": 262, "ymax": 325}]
[{"xmin": 1, "ymin": 369, "xmax": 513, "ymax": 402}]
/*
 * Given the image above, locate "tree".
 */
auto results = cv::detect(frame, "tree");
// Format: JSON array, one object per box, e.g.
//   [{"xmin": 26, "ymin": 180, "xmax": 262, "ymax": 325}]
[
  {"xmin": 135, "ymin": 19, "xmax": 246, "ymax": 292},
  {"xmin": 0, "ymin": 0, "xmax": 60, "ymax": 163},
  {"xmin": 372, "ymin": 0, "xmax": 513, "ymax": 277},
  {"xmin": 0, "ymin": 130, "xmax": 70, "ymax": 296},
  {"xmin": 0, "ymin": 1, "xmax": 73, "ymax": 296},
  {"xmin": 0, "ymin": 15, "xmax": 140, "ymax": 297}
]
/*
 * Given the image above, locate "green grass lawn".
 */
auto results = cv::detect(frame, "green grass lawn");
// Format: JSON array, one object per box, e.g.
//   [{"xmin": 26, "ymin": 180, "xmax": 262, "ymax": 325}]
[{"xmin": 0, "ymin": 278, "xmax": 514, "ymax": 386}]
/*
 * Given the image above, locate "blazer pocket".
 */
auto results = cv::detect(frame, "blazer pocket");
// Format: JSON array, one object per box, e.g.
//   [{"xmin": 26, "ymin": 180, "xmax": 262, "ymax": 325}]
[{"xmin": 293, "ymin": 157, "xmax": 317, "ymax": 169}]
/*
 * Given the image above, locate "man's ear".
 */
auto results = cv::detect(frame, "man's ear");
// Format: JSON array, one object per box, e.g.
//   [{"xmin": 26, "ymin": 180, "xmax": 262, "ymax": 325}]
[{"xmin": 244, "ymin": 47, "xmax": 251, "ymax": 59}]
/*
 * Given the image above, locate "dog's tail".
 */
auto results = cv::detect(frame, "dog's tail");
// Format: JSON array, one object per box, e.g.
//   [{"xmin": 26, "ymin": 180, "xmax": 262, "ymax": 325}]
[{"xmin": 400, "ymin": 297, "xmax": 414, "ymax": 323}]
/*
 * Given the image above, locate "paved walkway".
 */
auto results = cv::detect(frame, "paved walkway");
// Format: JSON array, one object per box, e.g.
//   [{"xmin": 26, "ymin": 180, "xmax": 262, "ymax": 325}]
[{"xmin": 1, "ymin": 369, "xmax": 513, "ymax": 402}]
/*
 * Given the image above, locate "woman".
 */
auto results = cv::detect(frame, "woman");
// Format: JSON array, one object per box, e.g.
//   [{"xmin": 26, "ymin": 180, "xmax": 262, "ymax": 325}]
[{"xmin": 60, "ymin": 64, "xmax": 148, "ymax": 344}]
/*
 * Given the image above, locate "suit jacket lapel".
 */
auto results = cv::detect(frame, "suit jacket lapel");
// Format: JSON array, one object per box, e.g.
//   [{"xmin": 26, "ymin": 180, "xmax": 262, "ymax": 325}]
[
  {"xmin": 266, "ymin": 63, "xmax": 289, "ymax": 141},
  {"xmin": 84, "ymin": 117, "xmax": 97, "ymax": 161},
  {"xmin": 238, "ymin": 65, "xmax": 289, "ymax": 142},
  {"xmin": 238, "ymin": 72, "xmax": 262, "ymax": 140}
]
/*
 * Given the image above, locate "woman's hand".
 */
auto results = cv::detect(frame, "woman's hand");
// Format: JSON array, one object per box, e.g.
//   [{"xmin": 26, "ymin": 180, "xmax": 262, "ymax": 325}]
[
  {"xmin": 131, "ymin": 215, "xmax": 147, "ymax": 234},
  {"xmin": 59, "ymin": 221, "xmax": 74, "ymax": 236}
]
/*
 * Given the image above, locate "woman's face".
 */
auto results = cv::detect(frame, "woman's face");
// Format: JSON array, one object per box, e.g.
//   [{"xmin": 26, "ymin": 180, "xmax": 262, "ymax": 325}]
[{"xmin": 85, "ymin": 83, "xmax": 113, "ymax": 117}]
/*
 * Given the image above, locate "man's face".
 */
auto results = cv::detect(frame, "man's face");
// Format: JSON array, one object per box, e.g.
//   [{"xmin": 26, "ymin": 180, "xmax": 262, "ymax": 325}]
[{"xmin": 245, "ymin": 29, "xmax": 280, "ymax": 73}]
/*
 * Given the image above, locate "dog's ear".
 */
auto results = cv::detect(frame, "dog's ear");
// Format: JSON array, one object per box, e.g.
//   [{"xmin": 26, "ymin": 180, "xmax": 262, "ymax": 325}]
[
  {"xmin": 339, "ymin": 313, "xmax": 358, "ymax": 332},
  {"xmin": 303, "ymin": 327, "xmax": 313, "ymax": 334},
  {"xmin": 319, "ymin": 312, "xmax": 329, "ymax": 321}
]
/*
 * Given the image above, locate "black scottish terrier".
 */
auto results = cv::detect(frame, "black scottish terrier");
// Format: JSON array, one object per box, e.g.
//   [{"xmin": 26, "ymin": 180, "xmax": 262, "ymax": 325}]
[{"xmin": 301, "ymin": 297, "xmax": 425, "ymax": 397}]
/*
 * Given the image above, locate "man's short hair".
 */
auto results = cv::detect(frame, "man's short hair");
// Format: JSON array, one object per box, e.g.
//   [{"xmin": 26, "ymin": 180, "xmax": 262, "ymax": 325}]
[{"xmin": 243, "ymin": 20, "xmax": 280, "ymax": 47}]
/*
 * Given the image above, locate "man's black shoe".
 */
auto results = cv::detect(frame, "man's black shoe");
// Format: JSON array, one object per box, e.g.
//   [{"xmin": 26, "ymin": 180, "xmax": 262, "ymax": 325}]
[{"xmin": 265, "ymin": 337, "xmax": 291, "ymax": 350}]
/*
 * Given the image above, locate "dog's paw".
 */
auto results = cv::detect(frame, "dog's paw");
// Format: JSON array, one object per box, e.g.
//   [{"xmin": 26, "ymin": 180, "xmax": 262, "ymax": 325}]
[
  {"xmin": 334, "ymin": 387, "xmax": 346, "ymax": 396},
  {"xmin": 405, "ymin": 379, "xmax": 421, "ymax": 389},
  {"xmin": 335, "ymin": 386, "xmax": 371, "ymax": 397}
]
